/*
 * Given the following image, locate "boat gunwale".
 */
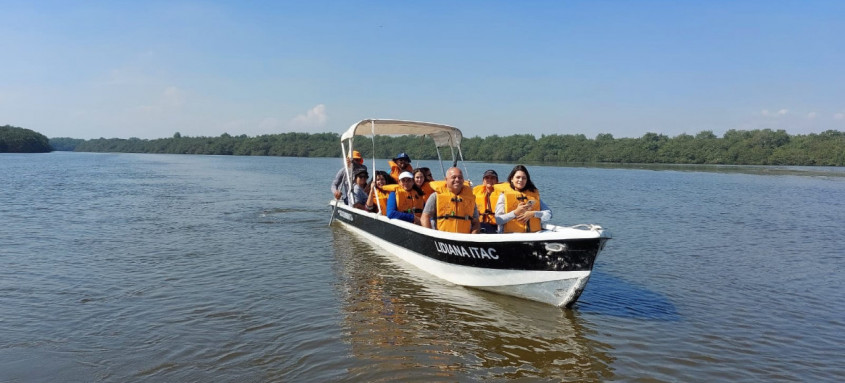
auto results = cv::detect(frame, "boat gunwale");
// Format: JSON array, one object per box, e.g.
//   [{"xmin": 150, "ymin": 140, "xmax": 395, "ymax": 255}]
[{"xmin": 331, "ymin": 200, "xmax": 610, "ymax": 243}]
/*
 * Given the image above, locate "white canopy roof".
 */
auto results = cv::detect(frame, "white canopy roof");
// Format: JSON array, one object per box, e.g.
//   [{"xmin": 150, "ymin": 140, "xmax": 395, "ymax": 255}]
[{"xmin": 340, "ymin": 119, "xmax": 463, "ymax": 148}]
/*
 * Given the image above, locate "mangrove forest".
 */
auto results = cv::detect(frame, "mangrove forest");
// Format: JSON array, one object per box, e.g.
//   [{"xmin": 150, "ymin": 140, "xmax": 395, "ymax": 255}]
[
  {"xmin": 0, "ymin": 125, "xmax": 52, "ymax": 153},
  {"xmin": 48, "ymin": 129, "xmax": 845, "ymax": 166}
]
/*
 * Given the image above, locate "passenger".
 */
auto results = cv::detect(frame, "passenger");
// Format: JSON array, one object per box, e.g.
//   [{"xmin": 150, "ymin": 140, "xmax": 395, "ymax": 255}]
[
  {"xmin": 331, "ymin": 150, "xmax": 367, "ymax": 204},
  {"xmin": 386, "ymin": 171, "xmax": 425, "ymax": 224},
  {"xmin": 420, "ymin": 167, "xmax": 480, "ymax": 234},
  {"xmin": 365, "ymin": 170, "xmax": 397, "ymax": 215},
  {"xmin": 350, "ymin": 168, "xmax": 370, "ymax": 210},
  {"xmin": 422, "ymin": 167, "xmax": 434, "ymax": 182},
  {"xmin": 472, "ymin": 169, "xmax": 503, "ymax": 233},
  {"xmin": 413, "ymin": 168, "xmax": 435, "ymax": 203},
  {"xmin": 388, "ymin": 152, "xmax": 413, "ymax": 181},
  {"xmin": 495, "ymin": 165, "xmax": 551, "ymax": 233}
]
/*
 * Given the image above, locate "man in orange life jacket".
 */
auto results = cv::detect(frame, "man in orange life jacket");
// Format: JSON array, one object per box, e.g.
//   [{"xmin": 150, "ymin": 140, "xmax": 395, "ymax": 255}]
[
  {"xmin": 472, "ymin": 169, "xmax": 502, "ymax": 233},
  {"xmin": 388, "ymin": 152, "xmax": 413, "ymax": 181},
  {"xmin": 420, "ymin": 167, "xmax": 480, "ymax": 234}
]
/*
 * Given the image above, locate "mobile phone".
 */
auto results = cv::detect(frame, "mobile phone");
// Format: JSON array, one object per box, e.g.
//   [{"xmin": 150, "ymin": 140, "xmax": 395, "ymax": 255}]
[{"xmin": 526, "ymin": 200, "xmax": 535, "ymax": 206}]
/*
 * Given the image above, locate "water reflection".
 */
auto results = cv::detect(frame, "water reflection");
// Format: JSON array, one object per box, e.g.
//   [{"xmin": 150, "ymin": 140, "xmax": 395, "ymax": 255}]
[
  {"xmin": 577, "ymin": 271, "xmax": 681, "ymax": 321},
  {"xmin": 331, "ymin": 229, "xmax": 614, "ymax": 381}
]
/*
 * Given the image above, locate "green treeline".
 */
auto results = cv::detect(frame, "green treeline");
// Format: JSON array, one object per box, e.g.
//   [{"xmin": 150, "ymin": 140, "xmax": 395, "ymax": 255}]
[
  {"xmin": 0, "ymin": 125, "xmax": 52, "ymax": 153},
  {"xmin": 72, "ymin": 132, "xmax": 340, "ymax": 157},
  {"xmin": 57, "ymin": 129, "xmax": 845, "ymax": 166},
  {"xmin": 49, "ymin": 137, "xmax": 86, "ymax": 151}
]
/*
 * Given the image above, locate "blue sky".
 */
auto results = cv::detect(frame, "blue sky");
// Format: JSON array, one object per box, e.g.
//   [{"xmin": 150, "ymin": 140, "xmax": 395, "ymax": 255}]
[{"xmin": 2, "ymin": 1, "xmax": 843, "ymax": 139}]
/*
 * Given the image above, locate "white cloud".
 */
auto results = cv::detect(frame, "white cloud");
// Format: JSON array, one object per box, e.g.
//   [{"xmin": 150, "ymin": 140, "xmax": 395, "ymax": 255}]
[
  {"xmin": 760, "ymin": 109, "xmax": 770, "ymax": 116},
  {"xmin": 835, "ymin": 113, "xmax": 844, "ymax": 120},
  {"xmin": 777, "ymin": 109, "xmax": 788, "ymax": 116},
  {"xmin": 288, "ymin": 104, "xmax": 327, "ymax": 130},
  {"xmin": 807, "ymin": 112, "xmax": 817, "ymax": 119}
]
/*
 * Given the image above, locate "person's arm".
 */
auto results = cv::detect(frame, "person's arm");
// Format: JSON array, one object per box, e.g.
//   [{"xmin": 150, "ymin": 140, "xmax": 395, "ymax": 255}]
[
  {"xmin": 386, "ymin": 192, "xmax": 415, "ymax": 223},
  {"xmin": 331, "ymin": 168, "xmax": 345, "ymax": 199},
  {"xmin": 516, "ymin": 199, "xmax": 551, "ymax": 222},
  {"xmin": 534, "ymin": 199, "xmax": 552, "ymax": 222},
  {"xmin": 420, "ymin": 193, "xmax": 437, "ymax": 229},
  {"xmin": 365, "ymin": 184, "xmax": 375, "ymax": 210},
  {"xmin": 494, "ymin": 193, "xmax": 517, "ymax": 225}
]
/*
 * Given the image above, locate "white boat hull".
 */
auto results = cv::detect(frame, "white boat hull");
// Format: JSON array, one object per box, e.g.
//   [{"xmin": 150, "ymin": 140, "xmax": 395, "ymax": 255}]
[{"xmin": 331, "ymin": 202, "xmax": 608, "ymax": 308}]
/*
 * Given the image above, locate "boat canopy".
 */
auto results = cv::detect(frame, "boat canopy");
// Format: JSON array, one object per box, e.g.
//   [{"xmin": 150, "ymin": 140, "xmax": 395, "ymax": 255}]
[
  {"xmin": 338, "ymin": 119, "xmax": 469, "ymax": 201},
  {"xmin": 341, "ymin": 119, "xmax": 462, "ymax": 148}
]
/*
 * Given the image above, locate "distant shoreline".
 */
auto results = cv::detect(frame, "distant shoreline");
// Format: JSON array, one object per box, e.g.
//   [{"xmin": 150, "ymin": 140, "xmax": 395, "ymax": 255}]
[{"xmin": 46, "ymin": 129, "xmax": 845, "ymax": 167}]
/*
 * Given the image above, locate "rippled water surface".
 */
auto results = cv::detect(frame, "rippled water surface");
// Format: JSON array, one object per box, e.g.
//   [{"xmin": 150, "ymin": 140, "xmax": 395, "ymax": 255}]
[{"xmin": 1, "ymin": 152, "xmax": 843, "ymax": 382}]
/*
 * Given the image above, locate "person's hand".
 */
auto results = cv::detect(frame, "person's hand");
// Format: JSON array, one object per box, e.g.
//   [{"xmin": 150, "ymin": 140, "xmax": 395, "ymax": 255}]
[
  {"xmin": 516, "ymin": 210, "xmax": 534, "ymax": 223},
  {"xmin": 513, "ymin": 202, "xmax": 529, "ymax": 216},
  {"xmin": 334, "ymin": 190, "xmax": 341, "ymax": 199}
]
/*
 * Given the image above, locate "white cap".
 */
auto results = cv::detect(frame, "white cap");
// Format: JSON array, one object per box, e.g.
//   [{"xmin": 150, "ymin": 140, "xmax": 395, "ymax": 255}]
[{"xmin": 398, "ymin": 171, "xmax": 414, "ymax": 180}]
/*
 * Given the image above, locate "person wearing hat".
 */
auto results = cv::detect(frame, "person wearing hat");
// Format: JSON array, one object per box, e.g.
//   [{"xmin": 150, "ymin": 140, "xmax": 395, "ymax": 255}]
[
  {"xmin": 472, "ymin": 169, "xmax": 503, "ymax": 233},
  {"xmin": 386, "ymin": 171, "xmax": 425, "ymax": 224},
  {"xmin": 331, "ymin": 150, "xmax": 367, "ymax": 204},
  {"xmin": 350, "ymin": 168, "xmax": 371, "ymax": 210},
  {"xmin": 388, "ymin": 152, "xmax": 413, "ymax": 182}
]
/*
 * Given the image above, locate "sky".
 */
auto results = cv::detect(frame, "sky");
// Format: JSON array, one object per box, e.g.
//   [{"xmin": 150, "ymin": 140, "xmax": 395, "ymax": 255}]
[{"xmin": 1, "ymin": 0, "xmax": 844, "ymax": 140}]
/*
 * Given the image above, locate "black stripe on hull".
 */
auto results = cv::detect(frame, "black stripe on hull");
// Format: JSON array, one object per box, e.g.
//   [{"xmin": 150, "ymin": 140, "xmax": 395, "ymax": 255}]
[{"xmin": 334, "ymin": 207, "xmax": 605, "ymax": 272}]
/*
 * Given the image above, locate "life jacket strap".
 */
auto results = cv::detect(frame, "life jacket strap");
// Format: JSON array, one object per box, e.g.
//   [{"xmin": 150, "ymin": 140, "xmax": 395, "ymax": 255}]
[{"xmin": 436, "ymin": 215, "xmax": 472, "ymax": 221}]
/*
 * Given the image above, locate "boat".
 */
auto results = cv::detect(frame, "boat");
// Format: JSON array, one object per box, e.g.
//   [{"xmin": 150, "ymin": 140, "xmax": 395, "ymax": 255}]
[{"xmin": 329, "ymin": 119, "xmax": 611, "ymax": 308}]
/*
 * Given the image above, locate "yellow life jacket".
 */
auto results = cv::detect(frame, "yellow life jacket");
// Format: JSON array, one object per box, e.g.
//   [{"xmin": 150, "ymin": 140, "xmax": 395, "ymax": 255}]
[
  {"xmin": 428, "ymin": 180, "xmax": 447, "ymax": 193},
  {"xmin": 368, "ymin": 184, "xmax": 400, "ymax": 215},
  {"xmin": 395, "ymin": 187, "xmax": 425, "ymax": 219},
  {"xmin": 382, "ymin": 184, "xmax": 400, "ymax": 193},
  {"xmin": 502, "ymin": 185, "xmax": 541, "ymax": 233},
  {"xmin": 434, "ymin": 186, "xmax": 476, "ymax": 233},
  {"xmin": 473, "ymin": 184, "xmax": 503, "ymax": 225},
  {"xmin": 429, "ymin": 180, "xmax": 471, "ymax": 193},
  {"xmin": 371, "ymin": 186, "xmax": 393, "ymax": 215}
]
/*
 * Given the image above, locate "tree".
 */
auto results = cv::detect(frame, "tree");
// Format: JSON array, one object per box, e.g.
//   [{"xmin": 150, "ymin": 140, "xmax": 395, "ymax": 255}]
[{"xmin": 0, "ymin": 125, "xmax": 52, "ymax": 153}]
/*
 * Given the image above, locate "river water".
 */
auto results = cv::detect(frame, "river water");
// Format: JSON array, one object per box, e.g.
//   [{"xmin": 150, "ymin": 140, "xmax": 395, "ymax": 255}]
[{"xmin": 1, "ymin": 152, "xmax": 843, "ymax": 382}]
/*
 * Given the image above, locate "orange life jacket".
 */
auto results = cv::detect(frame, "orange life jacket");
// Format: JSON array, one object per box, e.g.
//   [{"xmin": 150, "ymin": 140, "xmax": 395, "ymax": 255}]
[
  {"xmin": 371, "ymin": 185, "xmax": 398, "ymax": 215},
  {"xmin": 429, "ymin": 180, "xmax": 447, "ymax": 193},
  {"xmin": 429, "ymin": 180, "xmax": 471, "ymax": 193},
  {"xmin": 388, "ymin": 160, "xmax": 413, "ymax": 182},
  {"xmin": 420, "ymin": 182, "xmax": 434, "ymax": 204},
  {"xmin": 473, "ymin": 184, "xmax": 503, "ymax": 225},
  {"xmin": 394, "ymin": 187, "xmax": 425, "ymax": 219},
  {"xmin": 434, "ymin": 186, "xmax": 476, "ymax": 233},
  {"xmin": 501, "ymin": 184, "xmax": 541, "ymax": 233}
]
